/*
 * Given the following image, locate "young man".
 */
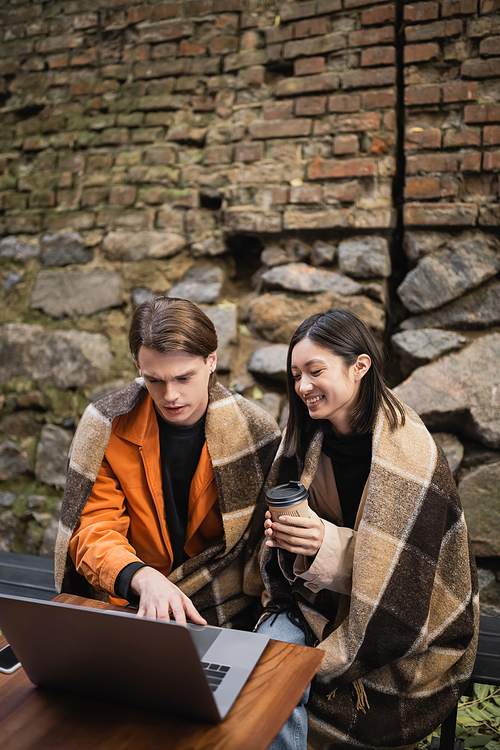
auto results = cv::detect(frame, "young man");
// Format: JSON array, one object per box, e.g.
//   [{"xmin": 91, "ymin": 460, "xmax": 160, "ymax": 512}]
[{"xmin": 55, "ymin": 294, "xmax": 281, "ymax": 626}]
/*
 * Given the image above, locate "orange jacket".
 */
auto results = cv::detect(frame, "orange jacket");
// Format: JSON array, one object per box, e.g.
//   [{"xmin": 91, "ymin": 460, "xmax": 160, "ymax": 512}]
[{"xmin": 69, "ymin": 392, "xmax": 222, "ymax": 602}]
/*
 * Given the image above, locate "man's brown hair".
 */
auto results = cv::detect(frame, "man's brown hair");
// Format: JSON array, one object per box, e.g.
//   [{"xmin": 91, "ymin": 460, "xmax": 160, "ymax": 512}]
[{"xmin": 129, "ymin": 292, "xmax": 218, "ymax": 386}]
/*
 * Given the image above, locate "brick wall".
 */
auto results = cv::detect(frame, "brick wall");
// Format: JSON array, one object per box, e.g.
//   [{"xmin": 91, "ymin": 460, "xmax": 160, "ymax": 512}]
[
  {"xmin": 403, "ymin": 0, "xmax": 500, "ymax": 229},
  {"xmin": 0, "ymin": 1, "xmax": 498, "ymax": 238},
  {"xmin": 0, "ymin": 0, "xmax": 390, "ymax": 239}
]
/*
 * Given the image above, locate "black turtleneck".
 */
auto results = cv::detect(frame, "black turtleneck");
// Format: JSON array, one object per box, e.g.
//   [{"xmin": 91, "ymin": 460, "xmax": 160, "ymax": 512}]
[
  {"xmin": 156, "ymin": 410, "xmax": 207, "ymax": 569},
  {"xmin": 321, "ymin": 423, "xmax": 372, "ymax": 529}
]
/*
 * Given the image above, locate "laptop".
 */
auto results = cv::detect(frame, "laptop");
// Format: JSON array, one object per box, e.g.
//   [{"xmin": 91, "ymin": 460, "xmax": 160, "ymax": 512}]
[{"xmin": 0, "ymin": 593, "xmax": 269, "ymax": 723}]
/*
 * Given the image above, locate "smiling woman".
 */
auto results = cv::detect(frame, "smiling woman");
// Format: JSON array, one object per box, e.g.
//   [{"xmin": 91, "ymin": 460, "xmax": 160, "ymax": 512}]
[
  {"xmin": 290, "ymin": 338, "xmax": 371, "ymax": 437},
  {"xmin": 284, "ymin": 308, "xmax": 405, "ymax": 458},
  {"xmin": 248, "ymin": 308, "xmax": 479, "ymax": 750}
]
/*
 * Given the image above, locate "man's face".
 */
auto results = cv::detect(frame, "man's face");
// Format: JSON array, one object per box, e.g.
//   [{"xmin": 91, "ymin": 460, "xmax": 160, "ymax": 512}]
[{"xmin": 136, "ymin": 346, "xmax": 216, "ymax": 427}]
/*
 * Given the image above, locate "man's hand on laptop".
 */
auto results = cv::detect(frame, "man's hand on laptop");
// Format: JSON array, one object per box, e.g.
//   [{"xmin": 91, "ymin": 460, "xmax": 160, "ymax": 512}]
[{"xmin": 130, "ymin": 567, "xmax": 207, "ymax": 625}]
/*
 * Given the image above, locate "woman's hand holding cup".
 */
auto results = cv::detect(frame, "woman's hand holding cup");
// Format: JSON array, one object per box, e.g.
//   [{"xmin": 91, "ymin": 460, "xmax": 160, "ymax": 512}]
[{"xmin": 264, "ymin": 508, "xmax": 325, "ymax": 556}]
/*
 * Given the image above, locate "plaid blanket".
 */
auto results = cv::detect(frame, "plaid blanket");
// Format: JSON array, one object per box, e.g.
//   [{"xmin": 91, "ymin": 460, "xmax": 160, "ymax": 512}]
[
  {"xmin": 255, "ymin": 402, "xmax": 479, "ymax": 748},
  {"xmin": 54, "ymin": 380, "xmax": 280, "ymax": 626}
]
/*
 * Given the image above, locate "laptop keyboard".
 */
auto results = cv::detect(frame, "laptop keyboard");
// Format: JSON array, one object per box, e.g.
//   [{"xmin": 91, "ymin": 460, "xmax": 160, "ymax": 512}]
[{"xmin": 201, "ymin": 662, "xmax": 231, "ymax": 692}]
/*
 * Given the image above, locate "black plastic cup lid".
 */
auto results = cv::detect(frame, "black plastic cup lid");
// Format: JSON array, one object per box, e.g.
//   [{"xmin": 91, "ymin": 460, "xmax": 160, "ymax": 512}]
[{"xmin": 266, "ymin": 480, "xmax": 309, "ymax": 507}]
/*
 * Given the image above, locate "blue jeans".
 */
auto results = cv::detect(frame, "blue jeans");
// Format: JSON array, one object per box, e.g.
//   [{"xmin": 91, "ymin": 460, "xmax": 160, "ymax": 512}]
[{"xmin": 257, "ymin": 612, "xmax": 311, "ymax": 750}]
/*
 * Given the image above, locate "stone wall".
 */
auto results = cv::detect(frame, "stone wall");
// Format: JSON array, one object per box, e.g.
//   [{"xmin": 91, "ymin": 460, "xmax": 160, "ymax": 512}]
[{"xmin": 0, "ymin": 0, "xmax": 499, "ymax": 610}]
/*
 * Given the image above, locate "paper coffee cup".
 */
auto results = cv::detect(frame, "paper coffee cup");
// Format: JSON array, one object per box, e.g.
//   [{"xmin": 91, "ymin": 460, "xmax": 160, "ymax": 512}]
[{"xmin": 266, "ymin": 480, "xmax": 310, "ymax": 524}]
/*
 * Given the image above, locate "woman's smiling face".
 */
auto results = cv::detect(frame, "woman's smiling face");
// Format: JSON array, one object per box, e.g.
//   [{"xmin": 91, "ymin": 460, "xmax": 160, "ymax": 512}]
[{"xmin": 290, "ymin": 337, "xmax": 371, "ymax": 436}]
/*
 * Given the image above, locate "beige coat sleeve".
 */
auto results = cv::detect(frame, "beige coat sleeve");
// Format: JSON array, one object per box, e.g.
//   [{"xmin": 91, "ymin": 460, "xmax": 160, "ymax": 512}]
[
  {"xmin": 285, "ymin": 452, "xmax": 368, "ymax": 596},
  {"xmin": 292, "ymin": 522, "xmax": 356, "ymax": 595}
]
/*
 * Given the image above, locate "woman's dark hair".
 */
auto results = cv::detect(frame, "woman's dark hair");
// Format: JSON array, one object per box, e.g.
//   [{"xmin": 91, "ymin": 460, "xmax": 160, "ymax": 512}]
[
  {"xmin": 284, "ymin": 308, "xmax": 405, "ymax": 458},
  {"xmin": 129, "ymin": 293, "xmax": 218, "ymax": 387}
]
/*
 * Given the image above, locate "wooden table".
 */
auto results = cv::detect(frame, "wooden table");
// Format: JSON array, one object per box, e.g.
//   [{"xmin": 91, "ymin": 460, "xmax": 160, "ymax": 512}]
[{"xmin": 0, "ymin": 594, "xmax": 324, "ymax": 750}]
